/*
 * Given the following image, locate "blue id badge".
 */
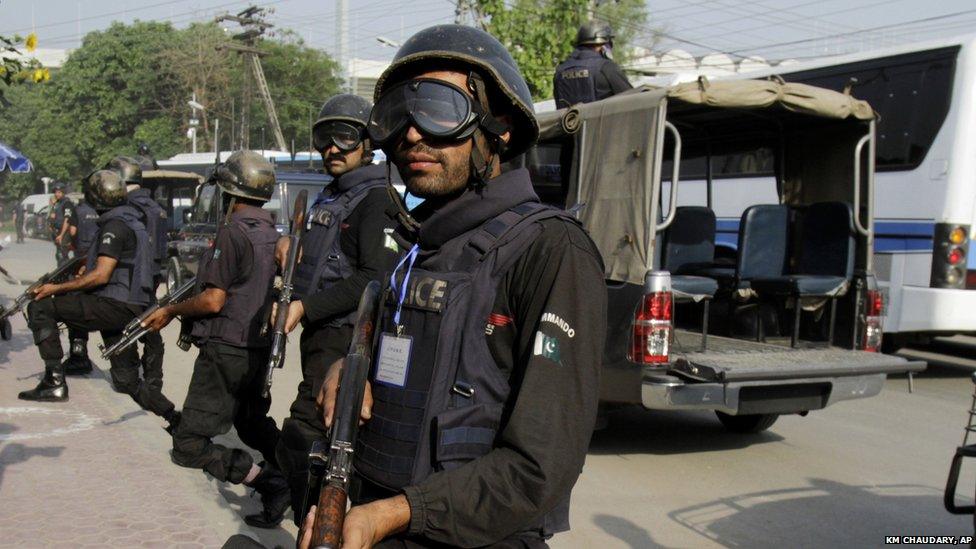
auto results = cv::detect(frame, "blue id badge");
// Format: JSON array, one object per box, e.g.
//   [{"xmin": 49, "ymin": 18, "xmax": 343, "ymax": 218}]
[{"xmin": 375, "ymin": 333, "xmax": 413, "ymax": 387}]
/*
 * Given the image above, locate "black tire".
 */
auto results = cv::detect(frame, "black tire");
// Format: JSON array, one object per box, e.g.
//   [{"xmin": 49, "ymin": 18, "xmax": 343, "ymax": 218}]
[
  {"xmin": 716, "ymin": 412, "xmax": 779, "ymax": 433},
  {"xmin": 166, "ymin": 256, "xmax": 184, "ymax": 294},
  {"xmin": 881, "ymin": 334, "xmax": 905, "ymax": 354}
]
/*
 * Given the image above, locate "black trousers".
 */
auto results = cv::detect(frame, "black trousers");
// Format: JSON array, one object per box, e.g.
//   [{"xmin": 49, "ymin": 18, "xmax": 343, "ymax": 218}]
[
  {"xmin": 276, "ymin": 323, "xmax": 353, "ymax": 520},
  {"xmin": 54, "ymin": 238, "xmax": 70, "ymax": 266},
  {"xmin": 172, "ymin": 340, "xmax": 280, "ymax": 484},
  {"xmin": 27, "ymin": 294, "xmax": 174, "ymax": 417}
]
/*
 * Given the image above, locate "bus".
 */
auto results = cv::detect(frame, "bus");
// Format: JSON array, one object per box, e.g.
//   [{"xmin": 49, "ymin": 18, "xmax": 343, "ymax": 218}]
[{"xmin": 646, "ymin": 34, "xmax": 976, "ymax": 350}]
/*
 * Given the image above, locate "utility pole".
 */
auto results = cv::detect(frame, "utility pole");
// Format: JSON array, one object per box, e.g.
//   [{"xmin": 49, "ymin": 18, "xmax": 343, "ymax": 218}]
[{"xmin": 216, "ymin": 6, "xmax": 288, "ymax": 152}]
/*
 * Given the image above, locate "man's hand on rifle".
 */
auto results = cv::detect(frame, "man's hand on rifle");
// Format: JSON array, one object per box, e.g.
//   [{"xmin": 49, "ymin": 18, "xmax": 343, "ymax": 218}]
[
  {"xmin": 316, "ymin": 358, "xmax": 373, "ymax": 428},
  {"xmin": 269, "ymin": 300, "xmax": 305, "ymax": 334},
  {"xmin": 142, "ymin": 306, "xmax": 174, "ymax": 332},
  {"xmin": 32, "ymin": 283, "xmax": 59, "ymax": 301}
]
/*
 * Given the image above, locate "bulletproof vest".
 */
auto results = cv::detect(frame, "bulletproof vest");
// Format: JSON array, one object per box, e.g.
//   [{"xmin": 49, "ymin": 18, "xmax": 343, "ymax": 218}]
[
  {"xmin": 355, "ymin": 171, "xmax": 577, "ymax": 537},
  {"xmin": 73, "ymin": 201, "xmax": 100, "ymax": 255},
  {"xmin": 86, "ymin": 205, "xmax": 154, "ymax": 306},
  {"xmin": 553, "ymin": 48, "xmax": 609, "ymax": 108},
  {"xmin": 52, "ymin": 197, "xmax": 71, "ymax": 230},
  {"xmin": 191, "ymin": 207, "xmax": 279, "ymax": 348},
  {"xmin": 127, "ymin": 188, "xmax": 168, "ymax": 270},
  {"xmin": 292, "ymin": 163, "xmax": 388, "ymax": 325}
]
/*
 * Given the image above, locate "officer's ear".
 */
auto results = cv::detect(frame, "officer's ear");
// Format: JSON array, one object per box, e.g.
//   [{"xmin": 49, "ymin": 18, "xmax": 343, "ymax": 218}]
[{"xmin": 497, "ymin": 115, "xmax": 512, "ymax": 146}]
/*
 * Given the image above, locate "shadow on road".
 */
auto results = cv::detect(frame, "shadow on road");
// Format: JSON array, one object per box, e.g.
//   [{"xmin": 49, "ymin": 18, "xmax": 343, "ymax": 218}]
[
  {"xmin": 0, "ymin": 322, "xmax": 35, "ymax": 367},
  {"xmin": 0, "ymin": 423, "xmax": 65, "ymax": 491},
  {"xmin": 668, "ymin": 478, "xmax": 971, "ymax": 547},
  {"xmin": 589, "ymin": 407, "xmax": 783, "ymax": 456},
  {"xmin": 102, "ymin": 409, "xmax": 148, "ymax": 426},
  {"xmin": 593, "ymin": 513, "xmax": 665, "ymax": 549}
]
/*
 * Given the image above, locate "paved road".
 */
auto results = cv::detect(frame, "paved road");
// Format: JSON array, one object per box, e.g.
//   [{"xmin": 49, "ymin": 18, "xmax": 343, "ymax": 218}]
[{"xmin": 2, "ymin": 240, "xmax": 974, "ymax": 548}]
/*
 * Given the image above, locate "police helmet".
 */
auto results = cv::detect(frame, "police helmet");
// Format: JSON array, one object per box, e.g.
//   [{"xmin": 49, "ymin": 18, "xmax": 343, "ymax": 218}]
[
  {"xmin": 51, "ymin": 181, "xmax": 67, "ymax": 192},
  {"xmin": 576, "ymin": 21, "xmax": 614, "ymax": 47},
  {"xmin": 374, "ymin": 24, "xmax": 538, "ymax": 160},
  {"xmin": 105, "ymin": 156, "xmax": 144, "ymax": 186},
  {"xmin": 84, "ymin": 170, "xmax": 127, "ymax": 212},
  {"xmin": 137, "ymin": 143, "xmax": 152, "ymax": 156},
  {"xmin": 314, "ymin": 94, "xmax": 372, "ymax": 128},
  {"xmin": 214, "ymin": 150, "xmax": 275, "ymax": 202}
]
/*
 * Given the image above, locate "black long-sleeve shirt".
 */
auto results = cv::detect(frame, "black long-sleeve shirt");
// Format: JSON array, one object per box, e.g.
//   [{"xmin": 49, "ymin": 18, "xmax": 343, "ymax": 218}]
[
  {"xmin": 401, "ymin": 216, "xmax": 607, "ymax": 546},
  {"xmin": 300, "ymin": 187, "xmax": 398, "ymax": 324}
]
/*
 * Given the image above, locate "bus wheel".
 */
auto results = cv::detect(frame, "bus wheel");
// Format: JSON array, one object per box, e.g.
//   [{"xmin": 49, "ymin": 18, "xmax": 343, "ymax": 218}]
[
  {"xmin": 716, "ymin": 412, "xmax": 779, "ymax": 433},
  {"xmin": 166, "ymin": 257, "xmax": 184, "ymax": 294}
]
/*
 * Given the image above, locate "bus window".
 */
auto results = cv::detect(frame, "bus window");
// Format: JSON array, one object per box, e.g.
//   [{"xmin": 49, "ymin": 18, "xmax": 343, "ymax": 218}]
[
  {"xmin": 785, "ymin": 46, "xmax": 958, "ymax": 170},
  {"xmin": 526, "ymin": 143, "xmax": 567, "ymax": 207},
  {"xmin": 193, "ymin": 184, "xmax": 218, "ymax": 224}
]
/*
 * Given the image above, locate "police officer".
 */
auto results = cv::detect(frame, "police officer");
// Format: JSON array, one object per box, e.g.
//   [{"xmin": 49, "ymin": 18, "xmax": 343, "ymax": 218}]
[
  {"xmin": 135, "ymin": 143, "xmax": 159, "ymax": 171},
  {"xmin": 274, "ymin": 93, "xmax": 399, "ymax": 521},
  {"xmin": 60, "ymin": 193, "xmax": 101, "ymax": 376},
  {"xmin": 553, "ymin": 21, "xmax": 632, "ymax": 108},
  {"xmin": 141, "ymin": 151, "xmax": 289, "ymax": 529},
  {"xmin": 313, "ymin": 24, "xmax": 607, "ymax": 547},
  {"xmin": 18, "ymin": 171, "xmax": 180, "ymax": 435},
  {"xmin": 13, "ymin": 200, "xmax": 26, "ymax": 243},
  {"xmin": 51, "ymin": 182, "xmax": 74, "ymax": 266}
]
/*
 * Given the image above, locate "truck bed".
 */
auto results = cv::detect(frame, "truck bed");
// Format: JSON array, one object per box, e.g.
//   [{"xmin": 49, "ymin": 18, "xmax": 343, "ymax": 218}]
[{"xmin": 671, "ymin": 331, "xmax": 926, "ymax": 383}]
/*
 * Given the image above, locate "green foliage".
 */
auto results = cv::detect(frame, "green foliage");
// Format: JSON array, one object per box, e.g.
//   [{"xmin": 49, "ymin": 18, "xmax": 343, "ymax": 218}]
[
  {"xmin": 476, "ymin": 0, "xmax": 650, "ymax": 100},
  {"xmin": 0, "ymin": 21, "xmax": 342, "ymax": 199}
]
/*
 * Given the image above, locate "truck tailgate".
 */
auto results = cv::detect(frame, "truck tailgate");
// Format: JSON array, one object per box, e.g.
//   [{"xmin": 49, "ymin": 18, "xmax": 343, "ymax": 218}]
[{"xmin": 671, "ymin": 332, "xmax": 926, "ymax": 383}]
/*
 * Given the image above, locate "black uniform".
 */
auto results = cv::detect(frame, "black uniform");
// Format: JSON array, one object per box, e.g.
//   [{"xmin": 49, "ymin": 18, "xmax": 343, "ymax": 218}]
[
  {"xmin": 171, "ymin": 206, "xmax": 281, "ymax": 484},
  {"xmin": 276, "ymin": 163, "xmax": 398, "ymax": 519},
  {"xmin": 52, "ymin": 196, "xmax": 73, "ymax": 266},
  {"xmin": 63, "ymin": 200, "xmax": 101, "ymax": 367},
  {"xmin": 553, "ymin": 48, "xmax": 632, "ymax": 200},
  {"xmin": 552, "ymin": 47, "xmax": 632, "ymax": 108},
  {"xmin": 14, "ymin": 202, "xmax": 25, "ymax": 243},
  {"xmin": 27, "ymin": 206, "xmax": 177, "ymax": 418},
  {"xmin": 353, "ymin": 169, "xmax": 606, "ymax": 547}
]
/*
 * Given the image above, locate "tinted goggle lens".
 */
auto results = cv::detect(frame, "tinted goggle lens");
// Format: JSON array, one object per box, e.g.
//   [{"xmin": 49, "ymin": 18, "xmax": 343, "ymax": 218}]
[
  {"xmin": 313, "ymin": 121, "xmax": 364, "ymax": 152},
  {"xmin": 368, "ymin": 79, "xmax": 474, "ymax": 144}
]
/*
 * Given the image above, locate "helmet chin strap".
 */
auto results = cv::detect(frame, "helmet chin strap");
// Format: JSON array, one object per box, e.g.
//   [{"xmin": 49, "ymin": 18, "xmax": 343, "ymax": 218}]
[
  {"xmin": 466, "ymin": 72, "xmax": 506, "ymax": 191},
  {"xmin": 386, "ymin": 160, "xmax": 421, "ymax": 240}
]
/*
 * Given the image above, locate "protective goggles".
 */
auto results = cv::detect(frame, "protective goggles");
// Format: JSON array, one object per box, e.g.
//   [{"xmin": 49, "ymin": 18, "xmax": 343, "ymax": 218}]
[
  {"xmin": 368, "ymin": 78, "xmax": 492, "ymax": 145},
  {"xmin": 312, "ymin": 120, "xmax": 366, "ymax": 152}
]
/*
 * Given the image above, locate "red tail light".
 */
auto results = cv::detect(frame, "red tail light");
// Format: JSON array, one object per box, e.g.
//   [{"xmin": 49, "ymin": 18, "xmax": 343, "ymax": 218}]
[
  {"xmin": 862, "ymin": 289, "xmax": 884, "ymax": 352},
  {"xmin": 629, "ymin": 272, "xmax": 673, "ymax": 365}
]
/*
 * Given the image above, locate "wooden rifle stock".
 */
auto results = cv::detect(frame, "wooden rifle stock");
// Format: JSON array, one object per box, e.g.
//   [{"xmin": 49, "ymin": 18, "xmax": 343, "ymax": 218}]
[{"xmin": 311, "ymin": 483, "xmax": 348, "ymax": 548}]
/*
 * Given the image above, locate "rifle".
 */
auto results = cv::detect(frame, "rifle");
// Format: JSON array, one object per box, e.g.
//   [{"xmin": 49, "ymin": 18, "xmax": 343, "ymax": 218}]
[
  {"xmin": 306, "ymin": 280, "xmax": 382, "ymax": 548},
  {"xmin": 98, "ymin": 276, "xmax": 197, "ymax": 359},
  {"xmin": 0, "ymin": 256, "xmax": 85, "ymax": 323},
  {"xmin": 261, "ymin": 189, "xmax": 309, "ymax": 398}
]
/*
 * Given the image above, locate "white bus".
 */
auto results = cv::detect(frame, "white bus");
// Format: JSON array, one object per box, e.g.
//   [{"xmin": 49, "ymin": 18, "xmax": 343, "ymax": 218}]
[{"xmin": 648, "ymin": 34, "xmax": 976, "ymax": 349}]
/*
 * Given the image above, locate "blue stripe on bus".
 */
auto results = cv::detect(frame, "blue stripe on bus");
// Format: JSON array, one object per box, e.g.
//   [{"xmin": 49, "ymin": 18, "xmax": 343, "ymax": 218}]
[{"xmin": 712, "ymin": 218, "xmax": 938, "ymax": 253}]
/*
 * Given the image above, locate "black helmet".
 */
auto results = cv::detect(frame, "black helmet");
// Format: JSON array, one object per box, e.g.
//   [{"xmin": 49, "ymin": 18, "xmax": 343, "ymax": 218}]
[
  {"xmin": 374, "ymin": 24, "xmax": 538, "ymax": 160},
  {"xmin": 52, "ymin": 181, "xmax": 67, "ymax": 192},
  {"xmin": 84, "ymin": 170, "xmax": 127, "ymax": 212},
  {"xmin": 314, "ymin": 94, "xmax": 372, "ymax": 128},
  {"xmin": 215, "ymin": 150, "xmax": 275, "ymax": 202},
  {"xmin": 137, "ymin": 143, "xmax": 151, "ymax": 156},
  {"xmin": 576, "ymin": 21, "xmax": 614, "ymax": 47},
  {"xmin": 105, "ymin": 156, "xmax": 144, "ymax": 186}
]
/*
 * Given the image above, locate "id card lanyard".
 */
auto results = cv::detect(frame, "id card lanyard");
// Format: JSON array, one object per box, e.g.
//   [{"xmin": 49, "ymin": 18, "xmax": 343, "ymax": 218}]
[{"xmin": 390, "ymin": 244, "xmax": 420, "ymax": 336}]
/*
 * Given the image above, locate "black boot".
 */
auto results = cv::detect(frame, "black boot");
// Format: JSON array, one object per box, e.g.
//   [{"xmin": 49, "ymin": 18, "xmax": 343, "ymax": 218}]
[
  {"xmin": 19, "ymin": 360, "xmax": 69, "ymax": 402},
  {"xmin": 244, "ymin": 462, "xmax": 291, "ymax": 529},
  {"xmin": 62, "ymin": 338, "xmax": 93, "ymax": 376},
  {"xmin": 163, "ymin": 409, "xmax": 182, "ymax": 436}
]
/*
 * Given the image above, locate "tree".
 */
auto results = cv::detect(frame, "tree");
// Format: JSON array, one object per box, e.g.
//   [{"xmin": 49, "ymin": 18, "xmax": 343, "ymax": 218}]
[
  {"xmin": 1, "ymin": 32, "xmax": 46, "ymax": 106},
  {"xmin": 0, "ymin": 21, "xmax": 343, "ymax": 199},
  {"xmin": 475, "ymin": 0, "xmax": 650, "ymax": 100}
]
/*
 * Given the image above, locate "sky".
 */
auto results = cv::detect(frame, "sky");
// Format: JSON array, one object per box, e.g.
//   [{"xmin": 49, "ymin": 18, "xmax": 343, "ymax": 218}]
[{"xmin": 1, "ymin": 0, "xmax": 975, "ymax": 63}]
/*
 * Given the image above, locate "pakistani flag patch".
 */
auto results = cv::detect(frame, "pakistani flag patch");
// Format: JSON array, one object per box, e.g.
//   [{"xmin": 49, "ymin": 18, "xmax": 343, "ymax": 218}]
[{"xmin": 533, "ymin": 331, "xmax": 562, "ymax": 365}]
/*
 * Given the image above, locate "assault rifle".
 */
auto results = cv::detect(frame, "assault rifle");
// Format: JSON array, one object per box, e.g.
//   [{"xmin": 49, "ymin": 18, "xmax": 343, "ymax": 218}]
[
  {"xmin": 262, "ymin": 189, "xmax": 309, "ymax": 398},
  {"xmin": 99, "ymin": 276, "xmax": 197, "ymax": 359},
  {"xmin": 306, "ymin": 280, "xmax": 382, "ymax": 548},
  {"xmin": 0, "ymin": 256, "xmax": 85, "ymax": 323}
]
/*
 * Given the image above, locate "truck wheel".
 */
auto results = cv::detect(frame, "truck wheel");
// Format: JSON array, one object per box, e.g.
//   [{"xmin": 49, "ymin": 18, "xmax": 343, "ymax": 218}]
[
  {"xmin": 716, "ymin": 412, "xmax": 779, "ymax": 433},
  {"xmin": 166, "ymin": 257, "xmax": 184, "ymax": 294}
]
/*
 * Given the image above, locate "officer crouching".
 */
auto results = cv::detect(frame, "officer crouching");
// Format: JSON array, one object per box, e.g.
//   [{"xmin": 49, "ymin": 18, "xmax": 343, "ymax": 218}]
[
  {"xmin": 311, "ymin": 24, "xmax": 607, "ymax": 548},
  {"xmin": 142, "ymin": 151, "xmax": 289, "ymax": 529},
  {"xmin": 19, "ymin": 170, "xmax": 179, "ymax": 434},
  {"xmin": 275, "ymin": 93, "xmax": 399, "ymax": 523}
]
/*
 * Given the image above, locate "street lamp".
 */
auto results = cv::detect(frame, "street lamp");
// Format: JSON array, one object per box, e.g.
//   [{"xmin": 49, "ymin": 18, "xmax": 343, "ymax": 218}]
[{"xmin": 187, "ymin": 94, "xmax": 206, "ymax": 154}]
